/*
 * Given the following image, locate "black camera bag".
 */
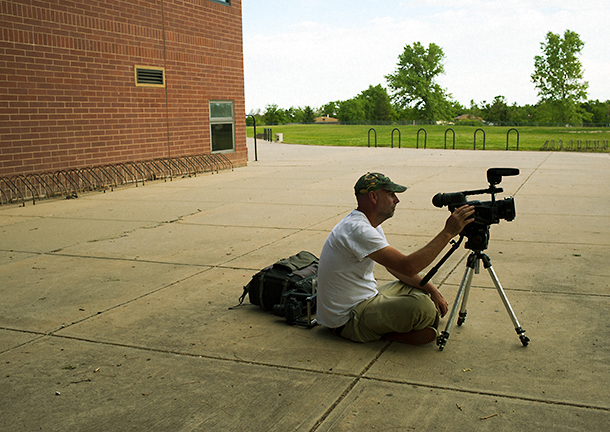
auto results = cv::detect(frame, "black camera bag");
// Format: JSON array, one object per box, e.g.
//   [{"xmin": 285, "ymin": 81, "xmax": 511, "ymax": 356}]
[{"xmin": 238, "ymin": 251, "xmax": 318, "ymax": 311}]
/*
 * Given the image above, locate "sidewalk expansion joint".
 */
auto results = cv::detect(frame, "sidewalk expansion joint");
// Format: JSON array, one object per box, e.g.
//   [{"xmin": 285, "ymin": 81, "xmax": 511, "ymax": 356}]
[
  {"xmin": 43, "ymin": 251, "xmax": 216, "ymax": 268},
  {"xmin": 40, "ymin": 332, "xmax": 610, "ymax": 416},
  {"xmin": 308, "ymin": 340, "xmax": 394, "ymax": 432},
  {"xmin": 360, "ymin": 375, "xmax": 610, "ymax": 412}
]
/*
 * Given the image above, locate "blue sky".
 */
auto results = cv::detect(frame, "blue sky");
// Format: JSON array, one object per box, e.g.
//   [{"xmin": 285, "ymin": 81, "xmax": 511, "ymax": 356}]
[{"xmin": 241, "ymin": 0, "xmax": 610, "ymax": 113}]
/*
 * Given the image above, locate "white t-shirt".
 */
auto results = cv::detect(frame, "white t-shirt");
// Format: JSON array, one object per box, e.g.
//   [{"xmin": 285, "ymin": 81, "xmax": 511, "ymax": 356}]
[{"xmin": 317, "ymin": 209, "xmax": 389, "ymax": 328}]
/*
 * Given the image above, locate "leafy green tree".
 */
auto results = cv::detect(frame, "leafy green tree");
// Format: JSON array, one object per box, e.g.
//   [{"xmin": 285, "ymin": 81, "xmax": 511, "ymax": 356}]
[
  {"xmin": 481, "ymin": 96, "xmax": 510, "ymax": 123},
  {"xmin": 580, "ymin": 100, "xmax": 610, "ymax": 124},
  {"xmin": 507, "ymin": 103, "xmax": 535, "ymax": 124},
  {"xmin": 531, "ymin": 30, "xmax": 589, "ymax": 123},
  {"xmin": 337, "ymin": 98, "xmax": 366, "ymax": 122},
  {"xmin": 320, "ymin": 101, "xmax": 339, "ymax": 118},
  {"xmin": 263, "ymin": 104, "xmax": 285, "ymax": 124},
  {"xmin": 468, "ymin": 100, "xmax": 483, "ymax": 119},
  {"xmin": 283, "ymin": 106, "xmax": 302, "ymax": 123},
  {"xmin": 385, "ymin": 42, "xmax": 453, "ymax": 121},
  {"xmin": 302, "ymin": 106, "xmax": 316, "ymax": 123},
  {"xmin": 333, "ymin": 85, "xmax": 394, "ymax": 123},
  {"xmin": 359, "ymin": 84, "xmax": 394, "ymax": 122}
]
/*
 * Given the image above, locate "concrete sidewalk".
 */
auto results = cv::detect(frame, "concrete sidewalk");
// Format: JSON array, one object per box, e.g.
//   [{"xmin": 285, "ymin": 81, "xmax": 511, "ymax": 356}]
[{"xmin": 1, "ymin": 139, "xmax": 609, "ymax": 431}]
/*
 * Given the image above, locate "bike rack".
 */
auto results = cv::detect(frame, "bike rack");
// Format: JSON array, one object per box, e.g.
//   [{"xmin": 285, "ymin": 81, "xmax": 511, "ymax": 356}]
[
  {"xmin": 444, "ymin": 128, "xmax": 455, "ymax": 149},
  {"xmin": 215, "ymin": 153, "xmax": 234, "ymax": 171},
  {"xmin": 206, "ymin": 155, "xmax": 220, "ymax": 173},
  {"xmin": 474, "ymin": 128, "xmax": 486, "ymax": 150},
  {"xmin": 506, "ymin": 128, "xmax": 519, "ymax": 150},
  {"xmin": 417, "ymin": 128, "xmax": 427, "ymax": 149},
  {"xmin": 391, "ymin": 128, "xmax": 401, "ymax": 148},
  {"xmin": 1, "ymin": 177, "xmax": 24, "ymax": 206},
  {"xmin": 368, "ymin": 128, "xmax": 377, "ymax": 147},
  {"xmin": 0, "ymin": 153, "xmax": 235, "ymax": 206},
  {"xmin": 14, "ymin": 175, "xmax": 40, "ymax": 205}
]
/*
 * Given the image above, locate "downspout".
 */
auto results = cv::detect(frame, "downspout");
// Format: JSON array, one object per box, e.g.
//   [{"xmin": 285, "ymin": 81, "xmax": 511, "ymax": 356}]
[{"xmin": 161, "ymin": 0, "xmax": 171, "ymax": 161}]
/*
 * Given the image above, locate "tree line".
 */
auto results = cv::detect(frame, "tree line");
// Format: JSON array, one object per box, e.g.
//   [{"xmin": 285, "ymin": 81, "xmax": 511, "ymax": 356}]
[{"xmin": 248, "ymin": 30, "xmax": 610, "ymax": 127}]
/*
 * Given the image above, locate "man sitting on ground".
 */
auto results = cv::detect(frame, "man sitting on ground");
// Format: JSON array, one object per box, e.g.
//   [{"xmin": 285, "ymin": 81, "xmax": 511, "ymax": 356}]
[{"xmin": 317, "ymin": 172, "xmax": 474, "ymax": 345}]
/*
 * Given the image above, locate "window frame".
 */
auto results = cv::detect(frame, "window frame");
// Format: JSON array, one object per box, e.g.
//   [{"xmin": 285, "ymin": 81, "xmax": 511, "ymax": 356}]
[{"xmin": 209, "ymin": 100, "xmax": 235, "ymax": 153}]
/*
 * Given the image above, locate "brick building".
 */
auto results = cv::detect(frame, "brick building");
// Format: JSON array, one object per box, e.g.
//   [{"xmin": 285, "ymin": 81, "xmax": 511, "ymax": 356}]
[{"xmin": 0, "ymin": 0, "xmax": 247, "ymax": 180}]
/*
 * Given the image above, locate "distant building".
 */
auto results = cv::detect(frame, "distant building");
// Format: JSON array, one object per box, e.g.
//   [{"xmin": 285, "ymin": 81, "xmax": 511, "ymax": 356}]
[
  {"xmin": 454, "ymin": 114, "xmax": 484, "ymax": 122},
  {"xmin": 314, "ymin": 115, "xmax": 339, "ymax": 123},
  {"xmin": 0, "ymin": 0, "xmax": 247, "ymax": 178}
]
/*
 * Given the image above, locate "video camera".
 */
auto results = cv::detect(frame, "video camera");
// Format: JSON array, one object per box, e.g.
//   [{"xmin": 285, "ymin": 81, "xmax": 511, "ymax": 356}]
[{"xmin": 432, "ymin": 168, "xmax": 519, "ymax": 250}]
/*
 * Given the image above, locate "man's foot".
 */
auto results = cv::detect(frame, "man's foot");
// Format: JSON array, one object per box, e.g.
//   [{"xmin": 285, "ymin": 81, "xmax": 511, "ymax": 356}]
[{"xmin": 385, "ymin": 326, "xmax": 438, "ymax": 345}]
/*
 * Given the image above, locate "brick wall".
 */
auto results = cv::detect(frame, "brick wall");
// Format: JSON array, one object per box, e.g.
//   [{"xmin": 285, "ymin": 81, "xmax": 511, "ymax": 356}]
[{"xmin": 0, "ymin": 0, "xmax": 247, "ymax": 177}]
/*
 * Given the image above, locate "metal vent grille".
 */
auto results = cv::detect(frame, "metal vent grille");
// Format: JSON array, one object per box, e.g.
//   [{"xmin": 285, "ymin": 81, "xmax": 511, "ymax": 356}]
[{"xmin": 135, "ymin": 66, "xmax": 165, "ymax": 86}]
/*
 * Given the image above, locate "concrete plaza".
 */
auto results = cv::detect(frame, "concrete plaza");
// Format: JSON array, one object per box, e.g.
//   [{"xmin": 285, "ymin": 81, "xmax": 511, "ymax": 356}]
[{"xmin": 1, "ymin": 139, "xmax": 609, "ymax": 431}]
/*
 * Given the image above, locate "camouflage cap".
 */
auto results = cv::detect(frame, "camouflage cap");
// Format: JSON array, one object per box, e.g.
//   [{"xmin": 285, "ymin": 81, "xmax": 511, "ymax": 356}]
[{"xmin": 354, "ymin": 172, "xmax": 408, "ymax": 195}]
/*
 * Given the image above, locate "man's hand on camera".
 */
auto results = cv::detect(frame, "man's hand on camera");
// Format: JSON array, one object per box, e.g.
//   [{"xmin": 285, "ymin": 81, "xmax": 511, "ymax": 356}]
[{"xmin": 444, "ymin": 204, "xmax": 475, "ymax": 237}]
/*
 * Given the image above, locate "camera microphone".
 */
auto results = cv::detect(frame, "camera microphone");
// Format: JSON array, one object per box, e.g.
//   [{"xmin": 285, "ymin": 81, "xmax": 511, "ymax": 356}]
[{"xmin": 487, "ymin": 168, "xmax": 519, "ymax": 185}]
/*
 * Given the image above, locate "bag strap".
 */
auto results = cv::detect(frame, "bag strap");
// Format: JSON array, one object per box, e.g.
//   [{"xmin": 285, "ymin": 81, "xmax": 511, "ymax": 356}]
[
  {"xmin": 238, "ymin": 284, "xmax": 248, "ymax": 305},
  {"xmin": 258, "ymin": 270, "xmax": 266, "ymax": 310}
]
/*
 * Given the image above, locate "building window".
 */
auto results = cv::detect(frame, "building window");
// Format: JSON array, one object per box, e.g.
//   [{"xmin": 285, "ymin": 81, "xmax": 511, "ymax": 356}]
[
  {"xmin": 134, "ymin": 66, "xmax": 165, "ymax": 87},
  {"xmin": 209, "ymin": 0, "xmax": 230, "ymax": 5},
  {"xmin": 210, "ymin": 101, "xmax": 235, "ymax": 152}
]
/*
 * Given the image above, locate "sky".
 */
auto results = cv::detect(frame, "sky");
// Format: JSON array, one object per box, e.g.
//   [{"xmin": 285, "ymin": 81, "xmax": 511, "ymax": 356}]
[{"xmin": 241, "ymin": 0, "xmax": 610, "ymax": 114}]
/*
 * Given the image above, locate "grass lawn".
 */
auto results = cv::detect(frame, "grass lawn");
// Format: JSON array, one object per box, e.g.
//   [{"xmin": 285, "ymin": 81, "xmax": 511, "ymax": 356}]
[{"xmin": 247, "ymin": 124, "xmax": 610, "ymax": 152}]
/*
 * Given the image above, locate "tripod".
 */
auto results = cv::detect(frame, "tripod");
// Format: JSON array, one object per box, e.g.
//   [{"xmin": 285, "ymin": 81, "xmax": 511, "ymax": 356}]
[
  {"xmin": 420, "ymin": 230, "xmax": 530, "ymax": 351},
  {"xmin": 436, "ymin": 248, "xmax": 530, "ymax": 351}
]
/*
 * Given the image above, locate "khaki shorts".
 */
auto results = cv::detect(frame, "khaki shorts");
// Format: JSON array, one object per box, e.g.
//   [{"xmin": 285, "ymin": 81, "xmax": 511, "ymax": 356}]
[{"xmin": 339, "ymin": 280, "xmax": 439, "ymax": 343}]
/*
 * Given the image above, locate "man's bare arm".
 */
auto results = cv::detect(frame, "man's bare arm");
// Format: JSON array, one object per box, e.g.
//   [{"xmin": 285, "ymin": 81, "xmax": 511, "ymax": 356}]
[{"xmin": 368, "ymin": 204, "xmax": 475, "ymax": 278}]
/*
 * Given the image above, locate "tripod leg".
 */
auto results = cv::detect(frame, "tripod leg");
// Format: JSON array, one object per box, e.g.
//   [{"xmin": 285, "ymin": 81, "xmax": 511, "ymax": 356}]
[
  {"xmin": 457, "ymin": 256, "xmax": 477, "ymax": 326},
  {"xmin": 457, "ymin": 281, "xmax": 471, "ymax": 326},
  {"xmin": 438, "ymin": 255, "xmax": 476, "ymax": 351},
  {"xmin": 482, "ymin": 254, "xmax": 530, "ymax": 347}
]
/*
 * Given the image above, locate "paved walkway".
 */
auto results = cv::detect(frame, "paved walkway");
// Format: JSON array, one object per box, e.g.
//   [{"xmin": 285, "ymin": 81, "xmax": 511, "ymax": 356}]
[{"xmin": 1, "ymin": 139, "xmax": 609, "ymax": 431}]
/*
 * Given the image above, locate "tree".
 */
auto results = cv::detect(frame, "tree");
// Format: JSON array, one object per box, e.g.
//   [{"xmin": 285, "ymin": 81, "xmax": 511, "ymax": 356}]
[
  {"xmin": 481, "ymin": 96, "xmax": 510, "ymax": 123},
  {"xmin": 385, "ymin": 42, "xmax": 453, "ymax": 121},
  {"xmin": 580, "ymin": 100, "xmax": 610, "ymax": 124},
  {"xmin": 531, "ymin": 30, "xmax": 589, "ymax": 124},
  {"xmin": 332, "ymin": 85, "xmax": 395, "ymax": 123},
  {"xmin": 263, "ymin": 104, "xmax": 285, "ymax": 124},
  {"xmin": 283, "ymin": 106, "xmax": 302, "ymax": 123},
  {"xmin": 359, "ymin": 85, "xmax": 394, "ymax": 122},
  {"xmin": 302, "ymin": 106, "xmax": 316, "ymax": 123},
  {"xmin": 337, "ymin": 98, "xmax": 366, "ymax": 122},
  {"xmin": 507, "ymin": 103, "xmax": 536, "ymax": 124},
  {"xmin": 320, "ymin": 101, "xmax": 339, "ymax": 118}
]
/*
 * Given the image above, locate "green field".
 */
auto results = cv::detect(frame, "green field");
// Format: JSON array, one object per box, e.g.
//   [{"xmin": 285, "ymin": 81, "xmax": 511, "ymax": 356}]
[{"xmin": 247, "ymin": 124, "xmax": 610, "ymax": 152}]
